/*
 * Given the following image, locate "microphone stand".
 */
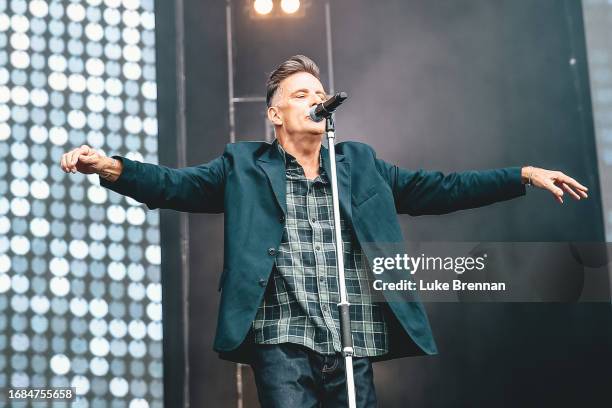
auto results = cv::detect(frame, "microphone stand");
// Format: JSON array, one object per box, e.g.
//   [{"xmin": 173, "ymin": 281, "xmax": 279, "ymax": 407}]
[{"xmin": 325, "ymin": 113, "xmax": 357, "ymax": 408}]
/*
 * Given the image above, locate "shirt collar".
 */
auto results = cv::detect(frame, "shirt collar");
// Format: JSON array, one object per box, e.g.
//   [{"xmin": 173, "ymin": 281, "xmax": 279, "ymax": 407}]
[
  {"xmin": 275, "ymin": 139, "xmax": 327, "ymax": 180},
  {"xmin": 275, "ymin": 139, "xmax": 296, "ymax": 166}
]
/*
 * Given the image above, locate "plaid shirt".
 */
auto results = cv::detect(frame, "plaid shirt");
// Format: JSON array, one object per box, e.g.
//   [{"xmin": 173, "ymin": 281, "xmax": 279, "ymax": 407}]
[{"xmin": 251, "ymin": 141, "xmax": 389, "ymax": 357}]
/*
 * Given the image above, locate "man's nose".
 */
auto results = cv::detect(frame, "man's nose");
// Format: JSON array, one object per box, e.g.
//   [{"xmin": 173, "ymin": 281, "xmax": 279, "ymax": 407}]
[{"xmin": 309, "ymin": 94, "xmax": 323, "ymax": 106}]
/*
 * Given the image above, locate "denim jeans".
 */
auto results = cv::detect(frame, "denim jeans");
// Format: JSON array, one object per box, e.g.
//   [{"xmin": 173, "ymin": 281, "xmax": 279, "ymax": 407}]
[{"xmin": 249, "ymin": 343, "xmax": 378, "ymax": 408}]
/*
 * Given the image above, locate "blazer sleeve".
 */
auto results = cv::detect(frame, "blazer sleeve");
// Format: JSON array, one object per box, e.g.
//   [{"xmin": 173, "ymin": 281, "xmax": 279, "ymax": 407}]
[
  {"xmin": 374, "ymin": 157, "xmax": 526, "ymax": 216},
  {"xmin": 99, "ymin": 146, "xmax": 229, "ymax": 213}
]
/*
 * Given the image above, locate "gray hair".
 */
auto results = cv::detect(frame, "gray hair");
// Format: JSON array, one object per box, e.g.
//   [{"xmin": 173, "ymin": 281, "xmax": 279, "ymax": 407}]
[{"xmin": 266, "ymin": 55, "xmax": 321, "ymax": 107}]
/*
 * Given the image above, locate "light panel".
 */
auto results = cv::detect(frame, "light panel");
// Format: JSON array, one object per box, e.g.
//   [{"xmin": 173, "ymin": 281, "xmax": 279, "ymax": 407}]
[{"xmin": 0, "ymin": 0, "xmax": 163, "ymax": 406}]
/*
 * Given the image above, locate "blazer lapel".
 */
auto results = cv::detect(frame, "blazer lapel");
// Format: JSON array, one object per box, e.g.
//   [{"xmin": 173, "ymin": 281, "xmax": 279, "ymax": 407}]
[
  {"xmin": 256, "ymin": 141, "xmax": 287, "ymax": 215},
  {"xmin": 321, "ymin": 143, "xmax": 353, "ymax": 225},
  {"xmin": 256, "ymin": 140, "xmax": 352, "ymax": 223}
]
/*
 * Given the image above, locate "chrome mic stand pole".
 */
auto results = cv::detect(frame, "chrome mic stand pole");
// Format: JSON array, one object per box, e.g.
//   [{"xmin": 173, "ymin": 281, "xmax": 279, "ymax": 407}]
[{"xmin": 325, "ymin": 113, "xmax": 357, "ymax": 408}]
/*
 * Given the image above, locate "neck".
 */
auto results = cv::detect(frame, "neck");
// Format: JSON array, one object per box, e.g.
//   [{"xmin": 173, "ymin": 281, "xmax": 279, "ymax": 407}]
[
  {"xmin": 277, "ymin": 134, "xmax": 322, "ymax": 168},
  {"xmin": 276, "ymin": 133, "xmax": 323, "ymax": 180}
]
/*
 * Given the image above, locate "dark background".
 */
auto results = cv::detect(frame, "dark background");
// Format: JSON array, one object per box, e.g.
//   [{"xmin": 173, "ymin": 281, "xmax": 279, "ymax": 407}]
[{"xmin": 155, "ymin": 0, "xmax": 612, "ymax": 406}]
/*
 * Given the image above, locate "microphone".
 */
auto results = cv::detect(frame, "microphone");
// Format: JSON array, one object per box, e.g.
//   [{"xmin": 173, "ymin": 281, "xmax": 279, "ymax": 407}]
[{"xmin": 309, "ymin": 92, "xmax": 348, "ymax": 122}]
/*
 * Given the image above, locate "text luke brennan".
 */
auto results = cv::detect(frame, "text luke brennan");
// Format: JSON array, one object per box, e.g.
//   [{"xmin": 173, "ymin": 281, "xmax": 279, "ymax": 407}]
[{"xmin": 373, "ymin": 279, "xmax": 506, "ymax": 291}]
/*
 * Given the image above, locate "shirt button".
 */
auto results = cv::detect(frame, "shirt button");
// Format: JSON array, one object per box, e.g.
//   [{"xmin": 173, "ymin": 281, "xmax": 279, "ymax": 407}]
[
  {"xmin": 279, "ymin": 214, "xmax": 285, "ymax": 223},
  {"xmin": 319, "ymin": 277, "xmax": 325, "ymax": 283},
  {"xmin": 311, "ymin": 217, "xmax": 316, "ymax": 223},
  {"xmin": 258, "ymin": 278, "xmax": 267, "ymax": 287},
  {"xmin": 322, "ymin": 305, "xmax": 328, "ymax": 312},
  {"xmin": 268, "ymin": 248, "xmax": 277, "ymax": 256},
  {"xmin": 315, "ymin": 245, "xmax": 320, "ymax": 251}
]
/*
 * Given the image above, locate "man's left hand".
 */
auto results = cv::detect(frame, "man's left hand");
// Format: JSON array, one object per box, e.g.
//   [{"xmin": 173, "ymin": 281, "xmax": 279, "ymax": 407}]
[{"xmin": 521, "ymin": 166, "xmax": 589, "ymax": 204}]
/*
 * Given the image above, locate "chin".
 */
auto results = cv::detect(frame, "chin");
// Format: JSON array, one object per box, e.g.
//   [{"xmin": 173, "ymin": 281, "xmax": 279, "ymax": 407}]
[{"xmin": 306, "ymin": 122, "xmax": 326, "ymax": 134}]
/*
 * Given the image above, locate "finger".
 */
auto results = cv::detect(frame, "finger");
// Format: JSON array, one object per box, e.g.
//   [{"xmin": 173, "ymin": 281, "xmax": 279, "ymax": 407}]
[
  {"xmin": 546, "ymin": 181, "xmax": 564, "ymax": 198},
  {"xmin": 65, "ymin": 151, "xmax": 75, "ymax": 172},
  {"xmin": 79, "ymin": 154, "xmax": 95, "ymax": 164},
  {"xmin": 69, "ymin": 153, "xmax": 80, "ymax": 172},
  {"xmin": 560, "ymin": 182, "xmax": 581, "ymax": 200},
  {"xmin": 69, "ymin": 148, "xmax": 84, "ymax": 170},
  {"xmin": 70, "ymin": 148, "xmax": 83, "ymax": 166},
  {"xmin": 62, "ymin": 153, "xmax": 72, "ymax": 172},
  {"xmin": 558, "ymin": 174, "xmax": 588, "ymax": 192},
  {"xmin": 550, "ymin": 189, "xmax": 563, "ymax": 204},
  {"xmin": 65, "ymin": 150, "xmax": 74, "ymax": 166},
  {"xmin": 60, "ymin": 154, "xmax": 67, "ymax": 172},
  {"xmin": 568, "ymin": 180, "xmax": 588, "ymax": 197},
  {"xmin": 567, "ymin": 180, "xmax": 588, "ymax": 197}
]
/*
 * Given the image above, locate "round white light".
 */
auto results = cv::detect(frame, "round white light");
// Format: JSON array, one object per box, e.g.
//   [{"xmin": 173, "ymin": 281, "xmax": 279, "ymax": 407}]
[
  {"xmin": 146, "ymin": 283, "xmax": 162, "ymax": 302},
  {"xmin": 108, "ymin": 262, "xmax": 127, "ymax": 281},
  {"xmin": 89, "ymin": 298, "xmax": 108, "ymax": 318},
  {"xmin": 254, "ymin": 0, "xmax": 273, "ymax": 15},
  {"xmin": 129, "ymin": 399, "xmax": 150, "ymax": 408},
  {"xmin": 30, "ymin": 217, "xmax": 50, "ymax": 237},
  {"xmin": 29, "ymin": 1, "xmax": 50, "ymax": 18},
  {"xmin": 66, "ymin": 3, "xmax": 86, "ymax": 22},
  {"xmin": 0, "ymin": 273, "xmax": 12, "ymax": 293},
  {"xmin": 30, "ymin": 296, "xmax": 50, "ymax": 314},
  {"xmin": 10, "ymin": 235, "xmax": 30, "ymax": 255},
  {"xmin": 128, "ymin": 320, "xmax": 146, "ymax": 340},
  {"xmin": 11, "ymin": 274, "xmax": 29, "ymax": 293},
  {"xmin": 146, "ymin": 303, "xmax": 162, "ymax": 321},
  {"xmin": 70, "ymin": 297, "xmax": 88, "ymax": 317},
  {"xmin": 50, "ymin": 354, "xmax": 71, "ymax": 375},
  {"xmin": 90, "ymin": 337, "xmax": 110, "ymax": 357},
  {"xmin": 281, "ymin": 0, "xmax": 300, "ymax": 14},
  {"xmin": 110, "ymin": 377, "xmax": 129, "ymax": 397},
  {"xmin": 88, "ymin": 185, "xmax": 108, "ymax": 204},
  {"xmin": 109, "ymin": 319, "xmax": 127, "ymax": 338},
  {"xmin": 128, "ymin": 282, "xmax": 145, "ymax": 301},
  {"xmin": 147, "ymin": 321, "xmax": 163, "ymax": 341},
  {"xmin": 71, "ymin": 375, "xmax": 90, "ymax": 395},
  {"xmin": 30, "ymin": 181, "xmax": 50, "ymax": 200},
  {"xmin": 145, "ymin": 245, "xmax": 161, "ymax": 265},
  {"xmin": 90, "ymin": 357, "xmax": 109, "ymax": 376},
  {"xmin": 49, "ymin": 277, "xmax": 70, "ymax": 297}
]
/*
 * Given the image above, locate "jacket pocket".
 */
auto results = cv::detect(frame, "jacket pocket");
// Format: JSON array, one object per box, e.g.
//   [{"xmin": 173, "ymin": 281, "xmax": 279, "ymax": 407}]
[{"xmin": 353, "ymin": 184, "xmax": 378, "ymax": 207}]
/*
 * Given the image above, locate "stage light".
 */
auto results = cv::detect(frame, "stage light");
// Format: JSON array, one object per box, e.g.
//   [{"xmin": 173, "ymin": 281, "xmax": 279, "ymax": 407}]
[
  {"xmin": 254, "ymin": 0, "xmax": 273, "ymax": 15},
  {"xmin": 280, "ymin": 0, "xmax": 301, "ymax": 14}
]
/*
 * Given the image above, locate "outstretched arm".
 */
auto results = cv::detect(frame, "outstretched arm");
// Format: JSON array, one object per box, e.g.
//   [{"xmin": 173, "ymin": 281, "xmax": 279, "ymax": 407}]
[
  {"xmin": 60, "ymin": 144, "xmax": 228, "ymax": 213},
  {"xmin": 374, "ymin": 157, "xmax": 588, "ymax": 215},
  {"xmin": 375, "ymin": 159, "xmax": 526, "ymax": 215}
]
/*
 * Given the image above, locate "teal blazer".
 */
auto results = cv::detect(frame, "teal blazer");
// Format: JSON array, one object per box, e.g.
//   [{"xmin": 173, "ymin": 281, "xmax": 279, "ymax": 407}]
[{"xmin": 100, "ymin": 140, "xmax": 526, "ymax": 363}]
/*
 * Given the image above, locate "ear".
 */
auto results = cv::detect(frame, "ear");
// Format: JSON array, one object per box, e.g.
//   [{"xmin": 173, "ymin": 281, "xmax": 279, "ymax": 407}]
[{"xmin": 267, "ymin": 106, "xmax": 283, "ymax": 126}]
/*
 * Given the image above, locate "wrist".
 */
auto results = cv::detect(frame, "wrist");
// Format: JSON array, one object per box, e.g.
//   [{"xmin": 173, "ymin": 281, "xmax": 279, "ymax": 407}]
[
  {"xmin": 521, "ymin": 166, "xmax": 534, "ymax": 185},
  {"xmin": 99, "ymin": 157, "xmax": 122, "ymax": 182}
]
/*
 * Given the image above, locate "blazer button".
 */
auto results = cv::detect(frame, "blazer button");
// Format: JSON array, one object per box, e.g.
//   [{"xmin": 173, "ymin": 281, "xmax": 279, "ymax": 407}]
[
  {"xmin": 258, "ymin": 278, "xmax": 267, "ymax": 287},
  {"xmin": 279, "ymin": 214, "xmax": 285, "ymax": 223},
  {"xmin": 268, "ymin": 248, "xmax": 277, "ymax": 256}
]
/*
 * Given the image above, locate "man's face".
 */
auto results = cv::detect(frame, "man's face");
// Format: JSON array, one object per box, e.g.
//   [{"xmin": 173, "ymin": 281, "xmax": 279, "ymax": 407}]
[{"xmin": 268, "ymin": 72, "xmax": 327, "ymax": 136}]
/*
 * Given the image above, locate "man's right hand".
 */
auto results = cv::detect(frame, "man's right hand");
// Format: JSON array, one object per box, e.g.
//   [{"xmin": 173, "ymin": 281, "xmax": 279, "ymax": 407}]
[{"xmin": 60, "ymin": 144, "xmax": 123, "ymax": 182}]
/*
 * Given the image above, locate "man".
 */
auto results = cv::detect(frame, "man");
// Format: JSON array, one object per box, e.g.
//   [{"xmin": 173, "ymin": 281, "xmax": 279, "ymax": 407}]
[{"xmin": 60, "ymin": 55, "xmax": 588, "ymax": 407}]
